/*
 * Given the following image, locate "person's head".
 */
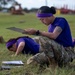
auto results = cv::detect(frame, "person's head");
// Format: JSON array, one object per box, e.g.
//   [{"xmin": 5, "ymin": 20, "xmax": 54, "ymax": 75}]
[
  {"xmin": 36, "ymin": 6, "xmax": 56, "ymax": 25},
  {"xmin": 6, "ymin": 38, "xmax": 17, "ymax": 52}
]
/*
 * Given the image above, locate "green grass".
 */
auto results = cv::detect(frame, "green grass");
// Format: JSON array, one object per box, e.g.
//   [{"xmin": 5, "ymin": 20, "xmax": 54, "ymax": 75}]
[{"xmin": 0, "ymin": 12, "xmax": 75, "ymax": 75}]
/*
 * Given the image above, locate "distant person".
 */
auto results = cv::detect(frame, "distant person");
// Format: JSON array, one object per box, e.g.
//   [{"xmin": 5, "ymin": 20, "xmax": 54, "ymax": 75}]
[
  {"xmin": 23, "ymin": 6, "xmax": 75, "ymax": 67},
  {"xmin": 6, "ymin": 36, "xmax": 41, "ymax": 56}
]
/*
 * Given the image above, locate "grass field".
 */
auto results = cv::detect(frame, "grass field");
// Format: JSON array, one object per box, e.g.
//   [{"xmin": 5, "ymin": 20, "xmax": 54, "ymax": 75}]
[{"xmin": 0, "ymin": 12, "xmax": 75, "ymax": 75}]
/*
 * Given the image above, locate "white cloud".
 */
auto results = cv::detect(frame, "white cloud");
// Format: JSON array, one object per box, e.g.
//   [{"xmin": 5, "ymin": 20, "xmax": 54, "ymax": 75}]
[
  {"xmin": 15, "ymin": 0, "xmax": 75, "ymax": 10},
  {"xmin": 15, "ymin": 0, "xmax": 44, "ymax": 9}
]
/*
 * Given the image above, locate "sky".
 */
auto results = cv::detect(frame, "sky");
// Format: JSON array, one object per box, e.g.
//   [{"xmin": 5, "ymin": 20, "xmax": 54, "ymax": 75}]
[{"xmin": 15, "ymin": 0, "xmax": 75, "ymax": 10}]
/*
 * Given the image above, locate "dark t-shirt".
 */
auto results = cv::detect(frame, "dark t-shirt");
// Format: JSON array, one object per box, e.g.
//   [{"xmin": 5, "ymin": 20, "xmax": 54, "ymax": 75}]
[
  {"xmin": 16, "ymin": 37, "xmax": 40, "ymax": 55},
  {"xmin": 48, "ymin": 17, "xmax": 74, "ymax": 47}
]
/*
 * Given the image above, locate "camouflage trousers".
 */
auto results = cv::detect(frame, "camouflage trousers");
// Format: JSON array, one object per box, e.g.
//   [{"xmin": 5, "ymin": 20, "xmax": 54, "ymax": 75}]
[{"xmin": 32, "ymin": 36, "xmax": 75, "ymax": 67}]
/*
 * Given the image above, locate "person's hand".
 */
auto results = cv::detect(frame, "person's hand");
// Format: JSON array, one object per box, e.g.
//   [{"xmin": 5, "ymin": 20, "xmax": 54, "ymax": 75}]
[{"xmin": 22, "ymin": 28, "xmax": 37, "ymax": 35}]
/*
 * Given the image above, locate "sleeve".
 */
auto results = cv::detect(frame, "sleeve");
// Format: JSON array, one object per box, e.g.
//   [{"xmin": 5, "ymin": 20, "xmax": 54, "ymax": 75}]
[
  {"xmin": 17, "ymin": 38, "xmax": 25, "ymax": 45},
  {"xmin": 56, "ymin": 18, "xmax": 66, "ymax": 30}
]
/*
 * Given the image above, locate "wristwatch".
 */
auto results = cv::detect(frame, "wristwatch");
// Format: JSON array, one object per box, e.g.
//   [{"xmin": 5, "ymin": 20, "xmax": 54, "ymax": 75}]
[{"xmin": 36, "ymin": 30, "xmax": 40, "ymax": 35}]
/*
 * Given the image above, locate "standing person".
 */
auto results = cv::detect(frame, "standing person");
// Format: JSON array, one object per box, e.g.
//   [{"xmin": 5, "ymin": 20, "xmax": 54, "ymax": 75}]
[
  {"xmin": 23, "ymin": 6, "xmax": 75, "ymax": 67},
  {"xmin": 6, "ymin": 36, "xmax": 40, "ymax": 56}
]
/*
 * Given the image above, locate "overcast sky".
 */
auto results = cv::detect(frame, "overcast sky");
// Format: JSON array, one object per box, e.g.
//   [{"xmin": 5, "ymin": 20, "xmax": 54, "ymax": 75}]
[{"xmin": 15, "ymin": 0, "xmax": 75, "ymax": 10}]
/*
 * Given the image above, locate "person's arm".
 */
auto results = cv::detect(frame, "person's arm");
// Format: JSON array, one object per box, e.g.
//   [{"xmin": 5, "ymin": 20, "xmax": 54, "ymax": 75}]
[
  {"xmin": 39, "ymin": 26, "xmax": 62, "ymax": 39},
  {"xmin": 15, "ymin": 42, "xmax": 25, "ymax": 56},
  {"xmin": 23, "ymin": 26, "xmax": 62, "ymax": 39},
  {"xmin": 23, "ymin": 28, "xmax": 37, "ymax": 35}
]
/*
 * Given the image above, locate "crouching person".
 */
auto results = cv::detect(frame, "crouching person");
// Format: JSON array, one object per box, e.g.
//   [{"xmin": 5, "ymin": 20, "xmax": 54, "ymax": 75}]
[
  {"xmin": 24, "ymin": 6, "xmax": 75, "ymax": 68},
  {"xmin": 6, "ymin": 36, "xmax": 42, "ymax": 56}
]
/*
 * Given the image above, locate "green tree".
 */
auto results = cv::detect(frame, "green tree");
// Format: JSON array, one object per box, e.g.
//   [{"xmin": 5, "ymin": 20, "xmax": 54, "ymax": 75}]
[{"xmin": 0, "ymin": 0, "xmax": 16, "ymax": 8}]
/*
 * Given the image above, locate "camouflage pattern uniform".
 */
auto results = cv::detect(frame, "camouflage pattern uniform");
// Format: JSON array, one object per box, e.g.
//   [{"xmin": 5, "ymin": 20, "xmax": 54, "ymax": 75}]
[{"xmin": 32, "ymin": 36, "xmax": 75, "ymax": 67}]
